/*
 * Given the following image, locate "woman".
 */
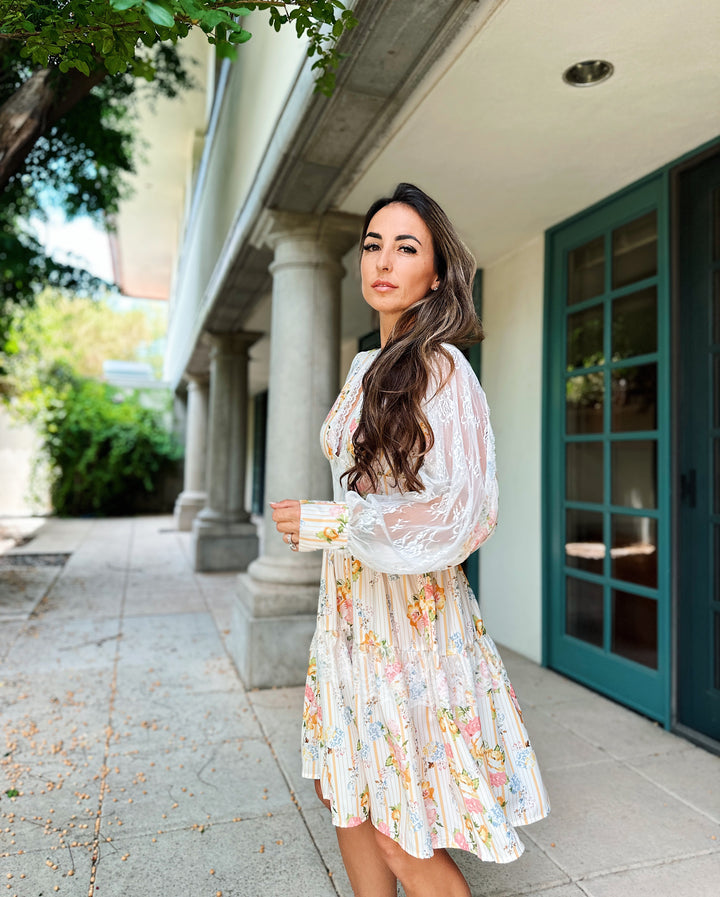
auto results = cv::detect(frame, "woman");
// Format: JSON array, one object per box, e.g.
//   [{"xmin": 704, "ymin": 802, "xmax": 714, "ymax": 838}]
[{"xmin": 271, "ymin": 183, "xmax": 549, "ymax": 897}]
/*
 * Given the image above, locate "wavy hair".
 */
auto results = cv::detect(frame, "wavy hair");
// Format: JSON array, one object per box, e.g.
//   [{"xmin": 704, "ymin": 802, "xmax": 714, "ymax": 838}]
[{"xmin": 343, "ymin": 183, "xmax": 483, "ymax": 495}]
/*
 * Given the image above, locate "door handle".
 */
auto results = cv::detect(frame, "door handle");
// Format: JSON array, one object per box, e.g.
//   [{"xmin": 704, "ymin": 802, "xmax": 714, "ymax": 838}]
[{"xmin": 680, "ymin": 469, "xmax": 696, "ymax": 508}]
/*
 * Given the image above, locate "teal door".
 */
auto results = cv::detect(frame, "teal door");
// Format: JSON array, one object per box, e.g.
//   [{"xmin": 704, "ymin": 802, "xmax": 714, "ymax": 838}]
[
  {"xmin": 677, "ymin": 151, "xmax": 720, "ymax": 742},
  {"xmin": 545, "ymin": 176, "xmax": 671, "ymax": 724}
]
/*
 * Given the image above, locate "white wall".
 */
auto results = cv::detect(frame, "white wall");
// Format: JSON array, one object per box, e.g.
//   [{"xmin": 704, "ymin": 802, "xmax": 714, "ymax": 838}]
[
  {"xmin": 0, "ymin": 407, "xmax": 51, "ymax": 516},
  {"xmin": 479, "ymin": 236, "xmax": 545, "ymax": 662}
]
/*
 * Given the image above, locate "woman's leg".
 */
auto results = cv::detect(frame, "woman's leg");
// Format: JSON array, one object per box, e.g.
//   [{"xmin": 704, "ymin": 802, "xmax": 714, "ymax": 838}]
[
  {"xmin": 373, "ymin": 828, "xmax": 471, "ymax": 897},
  {"xmin": 336, "ymin": 821, "xmax": 398, "ymax": 897},
  {"xmin": 314, "ymin": 780, "xmax": 397, "ymax": 897}
]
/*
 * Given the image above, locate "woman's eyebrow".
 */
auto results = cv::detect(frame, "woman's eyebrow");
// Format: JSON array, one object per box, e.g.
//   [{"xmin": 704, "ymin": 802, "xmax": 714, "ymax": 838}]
[{"xmin": 365, "ymin": 231, "xmax": 422, "ymax": 245}]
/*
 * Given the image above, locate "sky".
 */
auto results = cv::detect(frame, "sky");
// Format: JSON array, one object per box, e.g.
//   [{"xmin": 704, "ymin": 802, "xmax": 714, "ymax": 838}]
[{"xmin": 31, "ymin": 207, "xmax": 114, "ymax": 283}]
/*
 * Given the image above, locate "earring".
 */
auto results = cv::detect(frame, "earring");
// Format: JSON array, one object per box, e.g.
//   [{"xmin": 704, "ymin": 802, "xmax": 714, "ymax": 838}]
[{"xmin": 431, "ymin": 285, "xmax": 439, "ymax": 291}]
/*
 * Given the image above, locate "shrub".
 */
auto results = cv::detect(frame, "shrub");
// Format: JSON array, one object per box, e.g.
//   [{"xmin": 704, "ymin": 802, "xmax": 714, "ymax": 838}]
[{"xmin": 35, "ymin": 364, "xmax": 183, "ymax": 516}]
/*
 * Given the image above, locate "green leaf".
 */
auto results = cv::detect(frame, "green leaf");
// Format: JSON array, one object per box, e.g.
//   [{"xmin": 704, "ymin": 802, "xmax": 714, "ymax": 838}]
[
  {"xmin": 143, "ymin": 1, "xmax": 176, "ymax": 27},
  {"xmin": 228, "ymin": 29, "xmax": 252, "ymax": 44},
  {"xmin": 110, "ymin": 0, "xmax": 142, "ymax": 9},
  {"xmin": 73, "ymin": 59, "xmax": 91, "ymax": 76},
  {"xmin": 216, "ymin": 5, "xmax": 252, "ymax": 14}
]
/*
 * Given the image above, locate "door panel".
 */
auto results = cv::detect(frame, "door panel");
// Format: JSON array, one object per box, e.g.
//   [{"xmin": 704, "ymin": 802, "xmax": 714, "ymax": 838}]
[
  {"xmin": 545, "ymin": 176, "xmax": 670, "ymax": 723},
  {"xmin": 676, "ymin": 152, "xmax": 720, "ymax": 742}
]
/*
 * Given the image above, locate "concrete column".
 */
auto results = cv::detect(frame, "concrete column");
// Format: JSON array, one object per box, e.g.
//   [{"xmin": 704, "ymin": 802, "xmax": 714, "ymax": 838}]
[
  {"xmin": 231, "ymin": 210, "xmax": 361, "ymax": 687},
  {"xmin": 173, "ymin": 374, "xmax": 209, "ymax": 531},
  {"xmin": 192, "ymin": 331, "xmax": 261, "ymax": 571}
]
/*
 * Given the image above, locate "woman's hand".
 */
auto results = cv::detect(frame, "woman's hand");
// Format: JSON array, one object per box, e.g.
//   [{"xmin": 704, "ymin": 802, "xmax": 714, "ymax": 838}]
[{"xmin": 270, "ymin": 499, "xmax": 301, "ymax": 550}]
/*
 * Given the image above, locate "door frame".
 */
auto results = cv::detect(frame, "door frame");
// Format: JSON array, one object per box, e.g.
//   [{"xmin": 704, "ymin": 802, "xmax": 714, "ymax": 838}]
[
  {"xmin": 670, "ymin": 142, "xmax": 720, "ymax": 752},
  {"xmin": 542, "ymin": 134, "xmax": 720, "ymax": 734}
]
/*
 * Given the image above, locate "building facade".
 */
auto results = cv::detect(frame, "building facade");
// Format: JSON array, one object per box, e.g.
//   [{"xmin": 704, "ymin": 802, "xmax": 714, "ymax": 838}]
[{"xmin": 116, "ymin": 0, "xmax": 720, "ymax": 750}]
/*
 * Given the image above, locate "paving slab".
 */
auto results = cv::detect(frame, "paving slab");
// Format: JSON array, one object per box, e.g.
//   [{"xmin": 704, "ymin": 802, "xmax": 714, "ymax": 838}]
[
  {"xmin": 5, "ymin": 517, "xmax": 93, "ymax": 555},
  {"xmin": 3, "ymin": 616, "xmax": 121, "ymax": 675},
  {"xmin": 109, "ymin": 689, "xmax": 258, "ymax": 756},
  {"xmin": 582, "ymin": 851, "xmax": 720, "ymax": 897},
  {"xmin": 627, "ymin": 744, "xmax": 720, "ymax": 823},
  {"xmin": 92, "ymin": 811, "xmax": 338, "ymax": 897},
  {"xmin": 516, "ymin": 704, "xmax": 608, "ymax": 772},
  {"xmin": 544, "ymin": 695, "xmax": 689, "ymax": 761},
  {"xmin": 529, "ymin": 761, "xmax": 719, "ymax": 878},
  {"xmin": 100, "ymin": 737, "xmax": 293, "ymax": 838},
  {"xmin": 0, "ymin": 565, "xmax": 61, "ymax": 621},
  {"xmin": 1, "ymin": 842, "xmax": 94, "ymax": 897},
  {"xmin": 33, "ymin": 570, "xmax": 127, "ymax": 619}
]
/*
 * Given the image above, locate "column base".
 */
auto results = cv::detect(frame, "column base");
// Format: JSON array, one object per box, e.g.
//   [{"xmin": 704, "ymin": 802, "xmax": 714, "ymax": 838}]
[
  {"xmin": 191, "ymin": 517, "xmax": 259, "ymax": 572},
  {"xmin": 173, "ymin": 490, "xmax": 207, "ymax": 531},
  {"xmin": 229, "ymin": 570, "xmax": 319, "ymax": 687}
]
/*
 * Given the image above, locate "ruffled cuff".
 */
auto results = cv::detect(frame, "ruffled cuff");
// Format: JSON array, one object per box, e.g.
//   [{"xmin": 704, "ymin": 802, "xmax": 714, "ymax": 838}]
[{"xmin": 298, "ymin": 500, "xmax": 350, "ymax": 552}]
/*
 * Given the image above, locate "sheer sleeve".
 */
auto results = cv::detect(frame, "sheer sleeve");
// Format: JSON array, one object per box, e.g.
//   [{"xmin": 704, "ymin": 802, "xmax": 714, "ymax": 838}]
[{"xmin": 298, "ymin": 347, "xmax": 499, "ymax": 574}]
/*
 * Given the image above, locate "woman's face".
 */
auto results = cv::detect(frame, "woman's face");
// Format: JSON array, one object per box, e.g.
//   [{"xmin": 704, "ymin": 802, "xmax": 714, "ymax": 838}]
[{"xmin": 360, "ymin": 203, "xmax": 439, "ymax": 335}]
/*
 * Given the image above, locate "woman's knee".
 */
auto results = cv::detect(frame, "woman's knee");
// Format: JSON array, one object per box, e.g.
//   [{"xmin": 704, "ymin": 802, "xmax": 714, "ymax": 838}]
[
  {"xmin": 372, "ymin": 826, "xmax": 410, "ymax": 869},
  {"xmin": 314, "ymin": 778, "xmax": 331, "ymax": 811}
]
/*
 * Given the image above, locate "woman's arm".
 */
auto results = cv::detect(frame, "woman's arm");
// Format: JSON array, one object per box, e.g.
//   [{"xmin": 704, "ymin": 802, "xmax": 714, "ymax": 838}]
[{"xmin": 294, "ymin": 349, "xmax": 498, "ymax": 574}]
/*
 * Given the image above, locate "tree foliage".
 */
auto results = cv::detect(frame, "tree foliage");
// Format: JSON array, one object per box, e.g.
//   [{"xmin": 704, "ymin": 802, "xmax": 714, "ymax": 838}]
[
  {"xmin": 4, "ymin": 290, "xmax": 167, "ymax": 400},
  {"xmin": 0, "ymin": 1, "xmax": 357, "ymax": 94}
]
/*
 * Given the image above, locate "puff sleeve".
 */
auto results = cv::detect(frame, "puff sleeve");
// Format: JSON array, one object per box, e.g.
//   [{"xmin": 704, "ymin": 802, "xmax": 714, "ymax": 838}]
[{"xmin": 298, "ymin": 347, "xmax": 498, "ymax": 574}]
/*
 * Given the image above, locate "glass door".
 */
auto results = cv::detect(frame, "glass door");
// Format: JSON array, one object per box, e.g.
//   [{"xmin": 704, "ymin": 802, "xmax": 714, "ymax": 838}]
[{"xmin": 545, "ymin": 176, "xmax": 671, "ymax": 723}]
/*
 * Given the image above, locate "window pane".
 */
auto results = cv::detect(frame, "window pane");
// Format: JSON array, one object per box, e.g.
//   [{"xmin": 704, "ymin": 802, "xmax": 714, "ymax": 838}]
[
  {"xmin": 715, "ymin": 355, "xmax": 720, "ymax": 428},
  {"xmin": 566, "ymin": 577, "xmax": 603, "ymax": 647},
  {"xmin": 566, "ymin": 509, "xmax": 604, "ymax": 574},
  {"xmin": 612, "ymin": 287, "xmax": 657, "ymax": 360},
  {"xmin": 568, "ymin": 237, "xmax": 604, "ymax": 305},
  {"xmin": 714, "ymin": 271, "xmax": 720, "ymax": 344},
  {"xmin": 566, "ymin": 442, "xmax": 603, "ymax": 503},
  {"xmin": 611, "ymin": 364, "xmax": 657, "ymax": 431},
  {"xmin": 611, "ymin": 515, "xmax": 657, "ymax": 588},
  {"xmin": 715, "ymin": 612, "xmax": 720, "ymax": 690},
  {"xmin": 611, "ymin": 589, "xmax": 658, "ymax": 668},
  {"xmin": 612, "ymin": 212, "xmax": 657, "ymax": 289},
  {"xmin": 715, "ymin": 440, "xmax": 720, "ymax": 515},
  {"xmin": 713, "ymin": 187, "xmax": 720, "ymax": 263},
  {"xmin": 567, "ymin": 373, "xmax": 604, "ymax": 434},
  {"xmin": 611, "ymin": 440, "xmax": 657, "ymax": 509},
  {"xmin": 567, "ymin": 304, "xmax": 604, "ymax": 369}
]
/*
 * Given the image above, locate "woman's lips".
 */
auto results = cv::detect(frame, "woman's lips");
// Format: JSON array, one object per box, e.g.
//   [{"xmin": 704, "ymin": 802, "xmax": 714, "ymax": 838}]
[{"xmin": 372, "ymin": 281, "xmax": 397, "ymax": 290}]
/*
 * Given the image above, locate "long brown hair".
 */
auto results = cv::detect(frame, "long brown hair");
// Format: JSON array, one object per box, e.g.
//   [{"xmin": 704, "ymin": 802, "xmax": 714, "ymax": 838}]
[{"xmin": 343, "ymin": 183, "xmax": 483, "ymax": 495}]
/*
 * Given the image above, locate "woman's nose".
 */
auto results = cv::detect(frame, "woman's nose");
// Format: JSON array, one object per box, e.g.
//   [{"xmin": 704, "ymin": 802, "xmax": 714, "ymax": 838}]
[{"xmin": 377, "ymin": 248, "xmax": 392, "ymax": 271}]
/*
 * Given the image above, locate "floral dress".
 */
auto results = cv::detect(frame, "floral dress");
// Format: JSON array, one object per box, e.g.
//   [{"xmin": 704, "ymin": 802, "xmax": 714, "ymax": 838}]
[{"xmin": 298, "ymin": 343, "xmax": 550, "ymax": 862}]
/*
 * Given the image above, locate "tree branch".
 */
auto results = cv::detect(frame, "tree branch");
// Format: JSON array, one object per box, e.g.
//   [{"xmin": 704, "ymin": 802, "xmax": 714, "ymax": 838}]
[{"xmin": 0, "ymin": 66, "xmax": 107, "ymax": 191}]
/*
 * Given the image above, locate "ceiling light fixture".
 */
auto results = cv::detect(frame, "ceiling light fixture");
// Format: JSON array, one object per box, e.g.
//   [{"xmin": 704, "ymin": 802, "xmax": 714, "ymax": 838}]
[{"xmin": 562, "ymin": 60, "xmax": 614, "ymax": 87}]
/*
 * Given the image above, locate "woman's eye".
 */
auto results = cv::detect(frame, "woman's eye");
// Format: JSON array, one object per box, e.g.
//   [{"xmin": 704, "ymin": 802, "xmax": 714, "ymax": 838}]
[
  {"xmin": 399, "ymin": 245, "xmax": 417, "ymax": 254},
  {"xmin": 362, "ymin": 242, "xmax": 379, "ymax": 252}
]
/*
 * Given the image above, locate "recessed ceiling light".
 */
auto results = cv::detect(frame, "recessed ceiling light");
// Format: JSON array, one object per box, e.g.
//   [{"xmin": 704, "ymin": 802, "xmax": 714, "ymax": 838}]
[{"xmin": 562, "ymin": 60, "xmax": 614, "ymax": 87}]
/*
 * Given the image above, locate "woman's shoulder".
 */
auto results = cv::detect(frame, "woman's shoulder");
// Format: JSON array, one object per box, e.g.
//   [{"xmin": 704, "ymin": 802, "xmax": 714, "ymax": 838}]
[
  {"xmin": 435, "ymin": 342, "xmax": 482, "ymax": 385},
  {"xmin": 347, "ymin": 348, "xmax": 380, "ymax": 377}
]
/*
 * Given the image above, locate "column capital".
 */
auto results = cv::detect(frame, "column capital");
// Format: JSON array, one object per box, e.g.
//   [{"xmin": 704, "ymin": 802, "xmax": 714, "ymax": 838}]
[
  {"xmin": 204, "ymin": 330, "xmax": 263, "ymax": 359},
  {"xmin": 183, "ymin": 372, "xmax": 209, "ymax": 391},
  {"xmin": 251, "ymin": 209, "xmax": 362, "ymax": 259}
]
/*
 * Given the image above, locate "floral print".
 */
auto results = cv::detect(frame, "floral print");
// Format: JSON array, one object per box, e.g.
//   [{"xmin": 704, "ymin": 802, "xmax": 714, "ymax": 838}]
[{"xmin": 300, "ymin": 348, "xmax": 550, "ymax": 862}]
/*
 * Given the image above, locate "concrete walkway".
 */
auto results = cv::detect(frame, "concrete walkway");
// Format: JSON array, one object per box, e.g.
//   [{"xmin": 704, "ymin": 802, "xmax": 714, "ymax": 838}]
[{"xmin": 0, "ymin": 516, "xmax": 718, "ymax": 897}]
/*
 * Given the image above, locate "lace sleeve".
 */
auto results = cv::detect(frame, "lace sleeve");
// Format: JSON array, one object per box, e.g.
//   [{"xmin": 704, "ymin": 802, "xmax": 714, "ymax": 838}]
[{"xmin": 300, "ymin": 347, "xmax": 499, "ymax": 574}]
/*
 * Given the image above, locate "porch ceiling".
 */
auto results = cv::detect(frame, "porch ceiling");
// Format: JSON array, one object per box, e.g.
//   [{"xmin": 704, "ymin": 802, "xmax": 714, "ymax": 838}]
[{"xmin": 335, "ymin": 0, "xmax": 720, "ymax": 266}]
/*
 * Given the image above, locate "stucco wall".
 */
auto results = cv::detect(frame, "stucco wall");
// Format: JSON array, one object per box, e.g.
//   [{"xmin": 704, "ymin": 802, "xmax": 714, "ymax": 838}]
[
  {"xmin": 479, "ymin": 236, "xmax": 545, "ymax": 662},
  {"xmin": 0, "ymin": 407, "xmax": 51, "ymax": 516}
]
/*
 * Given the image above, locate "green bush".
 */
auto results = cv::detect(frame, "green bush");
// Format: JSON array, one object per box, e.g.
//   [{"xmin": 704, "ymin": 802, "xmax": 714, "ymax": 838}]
[{"xmin": 36, "ymin": 364, "xmax": 183, "ymax": 516}]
